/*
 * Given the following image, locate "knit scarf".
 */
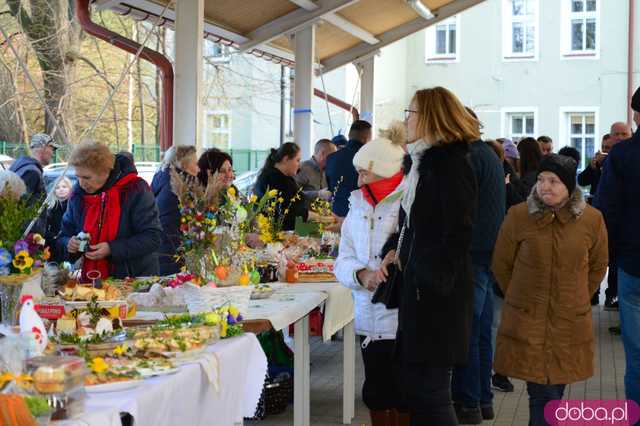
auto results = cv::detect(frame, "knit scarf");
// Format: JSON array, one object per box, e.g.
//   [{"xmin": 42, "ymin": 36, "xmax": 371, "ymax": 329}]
[
  {"xmin": 362, "ymin": 171, "xmax": 404, "ymax": 207},
  {"xmin": 81, "ymin": 173, "xmax": 141, "ymax": 282},
  {"xmin": 401, "ymin": 139, "xmax": 431, "ymax": 227}
]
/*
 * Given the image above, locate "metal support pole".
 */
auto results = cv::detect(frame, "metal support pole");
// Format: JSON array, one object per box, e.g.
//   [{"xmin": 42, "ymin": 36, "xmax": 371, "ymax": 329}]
[
  {"xmin": 357, "ymin": 56, "xmax": 375, "ymax": 128},
  {"xmin": 293, "ymin": 26, "xmax": 315, "ymax": 160},
  {"xmin": 174, "ymin": 0, "xmax": 204, "ymax": 146}
]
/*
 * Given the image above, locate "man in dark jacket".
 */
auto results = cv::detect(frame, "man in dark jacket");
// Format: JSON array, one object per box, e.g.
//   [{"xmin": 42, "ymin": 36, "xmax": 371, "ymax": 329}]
[
  {"xmin": 10, "ymin": 133, "xmax": 59, "ymax": 202},
  {"xmin": 58, "ymin": 152, "xmax": 162, "ymax": 279},
  {"xmin": 325, "ymin": 120, "xmax": 372, "ymax": 218},
  {"xmin": 578, "ymin": 134, "xmax": 611, "ymax": 198},
  {"xmin": 594, "ymin": 88, "xmax": 640, "ymax": 408},
  {"xmin": 295, "ymin": 139, "xmax": 335, "ymax": 205},
  {"xmin": 452, "ymin": 139, "xmax": 506, "ymax": 424},
  {"xmin": 588, "ymin": 122, "xmax": 632, "ymax": 311}
]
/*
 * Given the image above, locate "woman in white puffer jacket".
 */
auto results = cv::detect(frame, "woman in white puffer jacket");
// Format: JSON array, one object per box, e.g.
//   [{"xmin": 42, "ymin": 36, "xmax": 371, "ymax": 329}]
[{"xmin": 335, "ymin": 123, "xmax": 408, "ymax": 426}]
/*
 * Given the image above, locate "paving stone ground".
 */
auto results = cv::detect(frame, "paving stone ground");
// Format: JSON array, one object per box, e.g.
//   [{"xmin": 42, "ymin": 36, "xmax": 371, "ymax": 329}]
[{"xmin": 249, "ymin": 286, "xmax": 625, "ymax": 426}]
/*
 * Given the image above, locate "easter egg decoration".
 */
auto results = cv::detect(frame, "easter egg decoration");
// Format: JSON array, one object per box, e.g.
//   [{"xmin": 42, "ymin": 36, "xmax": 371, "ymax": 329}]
[
  {"xmin": 239, "ymin": 265, "xmax": 250, "ymax": 286},
  {"xmin": 214, "ymin": 266, "xmax": 229, "ymax": 281},
  {"xmin": 250, "ymin": 269, "xmax": 261, "ymax": 285},
  {"xmin": 211, "ymin": 249, "xmax": 229, "ymax": 281}
]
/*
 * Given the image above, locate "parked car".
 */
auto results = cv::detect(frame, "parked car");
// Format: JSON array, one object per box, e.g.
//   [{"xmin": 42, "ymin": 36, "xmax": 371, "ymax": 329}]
[
  {"xmin": 234, "ymin": 170, "xmax": 259, "ymax": 195},
  {"xmin": 43, "ymin": 163, "xmax": 77, "ymax": 192},
  {"xmin": 0, "ymin": 154, "xmax": 14, "ymax": 170},
  {"xmin": 135, "ymin": 161, "xmax": 161, "ymax": 186}
]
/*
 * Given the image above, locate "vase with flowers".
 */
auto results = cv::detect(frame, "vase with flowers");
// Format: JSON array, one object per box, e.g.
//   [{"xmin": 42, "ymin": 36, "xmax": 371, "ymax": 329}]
[{"xmin": 170, "ymin": 171, "xmax": 276, "ymax": 286}]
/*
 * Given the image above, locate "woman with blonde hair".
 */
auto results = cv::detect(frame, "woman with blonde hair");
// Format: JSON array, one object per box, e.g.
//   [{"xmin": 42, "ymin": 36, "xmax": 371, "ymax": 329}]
[
  {"xmin": 58, "ymin": 140, "xmax": 162, "ymax": 280},
  {"xmin": 45, "ymin": 176, "xmax": 73, "ymax": 262},
  {"xmin": 152, "ymin": 145, "xmax": 199, "ymax": 275},
  {"xmin": 379, "ymin": 87, "xmax": 478, "ymax": 425}
]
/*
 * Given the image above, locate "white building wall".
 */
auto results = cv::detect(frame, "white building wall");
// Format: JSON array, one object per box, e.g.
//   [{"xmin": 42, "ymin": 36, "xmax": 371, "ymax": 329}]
[{"xmin": 374, "ymin": 0, "xmax": 639, "ymax": 165}]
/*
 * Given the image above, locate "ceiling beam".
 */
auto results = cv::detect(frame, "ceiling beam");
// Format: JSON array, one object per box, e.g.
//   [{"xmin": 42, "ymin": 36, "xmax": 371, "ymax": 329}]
[
  {"xmin": 288, "ymin": 0, "xmax": 379, "ymax": 44},
  {"xmin": 323, "ymin": 13, "xmax": 379, "ymax": 44},
  {"xmin": 288, "ymin": 0, "xmax": 319, "ymax": 9},
  {"xmin": 93, "ymin": 0, "xmax": 123, "ymax": 11},
  {"xmin": 102, "ymin": 0, "xmax": 296, "ymax": 63},
  {"xmin": 318, "ymin": 0, "xmax": 486, "ymax": 74},
  {"xmin": 238, "ymin": 0, "xmax": 358, "ymax": 53}
]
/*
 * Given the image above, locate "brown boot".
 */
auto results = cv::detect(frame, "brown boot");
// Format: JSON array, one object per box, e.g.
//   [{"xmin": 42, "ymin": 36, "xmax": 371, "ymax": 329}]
[
  {"xmin": 370, "ymin": 409, "xmax": 393, "ymax": 426},
  {"xmin": 394, "ymin": 409, "xmax": 410, "ymax": 426}
]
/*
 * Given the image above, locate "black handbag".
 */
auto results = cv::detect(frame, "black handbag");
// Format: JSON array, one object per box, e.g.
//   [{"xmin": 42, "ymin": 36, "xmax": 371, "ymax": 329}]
[
  {"xmin": 371, "ymin": 216, "xmax": 407, "ymax": 309},
  {"xmin": 371, "ymin": 262, "xmax": 401, "ymax": 309}
]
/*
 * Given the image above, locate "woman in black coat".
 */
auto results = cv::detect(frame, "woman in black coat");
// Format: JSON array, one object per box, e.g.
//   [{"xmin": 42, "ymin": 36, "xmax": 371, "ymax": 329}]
[
  {"xmin": 151, "ymin": 146, "xmax": 199, "ymax": 275},
  {"xmin": 254, "ymin": 143, "xmax": 308, "ymax": 231},
  {"xmin": 380, "ymin": 87, "xmax": 478, "ymax": 425},
  {"xmin": 487, "ymin": 140, "xmax": 527, "ymax": 211},
  {"xmin": 517, "ymin": 137, "xmax": 543, "ymax": 197}
]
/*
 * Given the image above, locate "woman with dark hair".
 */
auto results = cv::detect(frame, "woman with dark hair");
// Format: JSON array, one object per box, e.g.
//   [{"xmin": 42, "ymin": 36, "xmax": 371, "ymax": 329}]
[
  {"xmin": 517, "ymin": 137, "xmax": 543, "ymax": 196},
  {"xmin": 487, "ymin": 140, "xmax": 526, "ymax": 211},
  {"xmin": 254, "ymin": 142, "xmax": 308, "ymax": 231},
  {"xmin": 198, "ymin": 148, "xmax": 235, "ymax": 188}
]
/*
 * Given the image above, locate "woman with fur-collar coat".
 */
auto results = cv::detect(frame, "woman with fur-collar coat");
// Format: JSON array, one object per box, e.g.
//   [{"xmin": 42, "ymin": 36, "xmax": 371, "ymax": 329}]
[{"xmin": 492, "ymin": 154, "xmax": 608, "ymax": 426}]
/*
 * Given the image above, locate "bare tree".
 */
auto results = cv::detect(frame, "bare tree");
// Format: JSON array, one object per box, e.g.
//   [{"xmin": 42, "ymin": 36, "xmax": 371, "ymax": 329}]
[{"xmin": 6, "ymin": 0, "xmax": 82, "ymax": 142}]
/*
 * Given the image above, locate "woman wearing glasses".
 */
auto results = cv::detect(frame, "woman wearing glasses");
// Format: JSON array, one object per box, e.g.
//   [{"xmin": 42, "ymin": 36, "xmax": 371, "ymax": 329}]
[{"xmin": 380, "ymin": 87, "xmax": 478, "ymax": 425}]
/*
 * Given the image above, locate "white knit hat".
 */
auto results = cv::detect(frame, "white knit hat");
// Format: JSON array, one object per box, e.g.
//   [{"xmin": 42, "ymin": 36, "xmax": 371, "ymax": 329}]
[{"xmin": 352, "ymin": 121, "xmax": 406, "ymax": 178}]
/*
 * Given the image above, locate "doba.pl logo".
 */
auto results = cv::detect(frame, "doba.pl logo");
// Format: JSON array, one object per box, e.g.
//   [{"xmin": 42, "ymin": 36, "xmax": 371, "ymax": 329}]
[{"xmin": 544, "ymin": 400, "xmax": 640, "ymax": 425}]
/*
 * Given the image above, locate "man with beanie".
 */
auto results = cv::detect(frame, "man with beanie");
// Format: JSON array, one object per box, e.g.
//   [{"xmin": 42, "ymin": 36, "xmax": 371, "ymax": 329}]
[
  {"xmin": 594, "ymin": 87, "xmax": 640, "ymax": 409},
  {"xmin": 453, "ymin": 138, "xmax": 506, "ymax": 424},
  {"xmin": 10, "ymin": 133, "xmax": 59, "ymax": 203},
  {"xmin": 325, "ymin": 120, "xmax": 372, "ymax": 218},
  {"xmin": 335, "ymin": 129, "xmax": 407, "ymax": 426}
]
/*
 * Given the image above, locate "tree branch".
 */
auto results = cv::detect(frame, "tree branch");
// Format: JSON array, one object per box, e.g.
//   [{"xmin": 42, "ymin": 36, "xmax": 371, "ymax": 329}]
[
  {"xmin": 5, "ymin": 0, "xmax": 32, "ymax": 28},
  {"xmin": 66, "ymin": 51, "xmax": 116, "ymax": 90}
]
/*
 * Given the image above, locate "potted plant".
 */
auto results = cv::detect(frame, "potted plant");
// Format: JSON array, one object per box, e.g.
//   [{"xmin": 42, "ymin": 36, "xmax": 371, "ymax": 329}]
[{"xmin": 0, "ymin": 172, "xmax": 50, "ymax": 325}]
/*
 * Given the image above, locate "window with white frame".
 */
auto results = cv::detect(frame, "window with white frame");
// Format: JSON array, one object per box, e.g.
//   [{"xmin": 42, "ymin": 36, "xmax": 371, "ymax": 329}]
[
  {"xmin": 204, "ymin": 41, "xmax": 231, "ymax": 63},
  {"xmin": 505, "ymin": 111, "xmax": 536, "ymax": 142},
  {"xmin": 425, "ymin": 16, "xmax": 459, "ymax": 62},
  {"xmin": 561, "ymin": 0, "xmax": 599, "ymax": 56},
  {"xmin": 503, "ymin": 0, "xmax": 539, "ymax": 59},
  {"xmin": 567, "ymin": 112, "xmax": 596, "ymax": 169},
  {"xmin": 205, "ymin": 111, "xmax": 231, "ymax": 150}
]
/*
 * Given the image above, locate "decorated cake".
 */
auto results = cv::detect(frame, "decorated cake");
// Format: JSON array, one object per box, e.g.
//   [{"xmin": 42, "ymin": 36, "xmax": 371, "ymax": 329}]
[{"xmin": 296, "ymin": 258, "xmax": 335, "ymax": 282}]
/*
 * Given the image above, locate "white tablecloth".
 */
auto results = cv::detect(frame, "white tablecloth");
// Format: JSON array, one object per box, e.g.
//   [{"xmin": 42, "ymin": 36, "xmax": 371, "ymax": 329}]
[
  {"xmin": 275, "ymin": 282, "xmax": 354, "ymax": 342},
  {"xmin": 59, "ymin": 333, "xmax": 267, "ymax": 426},
  {"xmin": 242, "ymin": 291, "xmax": 327, "ymax": 331}
]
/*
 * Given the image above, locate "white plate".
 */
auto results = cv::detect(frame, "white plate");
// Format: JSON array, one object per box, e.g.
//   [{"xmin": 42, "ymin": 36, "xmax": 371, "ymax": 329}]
[
  {"xmin": 138, "ymin": 367, "xmax": 180, "ymax": 378},
  {"xmin": 86, "ymin": 379, "xmax": 143, "ymax": 393}
]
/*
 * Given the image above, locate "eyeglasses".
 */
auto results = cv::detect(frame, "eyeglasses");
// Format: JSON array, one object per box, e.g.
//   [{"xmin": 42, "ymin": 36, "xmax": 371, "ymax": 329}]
[{"xmin": 404, "ymin": 109, "xmax": 418, "ymax": 120}]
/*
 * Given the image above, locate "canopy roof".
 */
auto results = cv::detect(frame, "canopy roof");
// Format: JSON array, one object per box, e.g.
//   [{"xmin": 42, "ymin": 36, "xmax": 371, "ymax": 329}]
[{"xmin": 93, "ymin": 0, "xmax": 484, "ymax": 73}]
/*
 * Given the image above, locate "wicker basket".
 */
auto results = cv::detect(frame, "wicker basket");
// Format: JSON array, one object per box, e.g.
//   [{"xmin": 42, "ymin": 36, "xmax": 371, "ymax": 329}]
[{"xmin": 179, "ymin": 282, "xmax": 252, "ymax": 314}]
